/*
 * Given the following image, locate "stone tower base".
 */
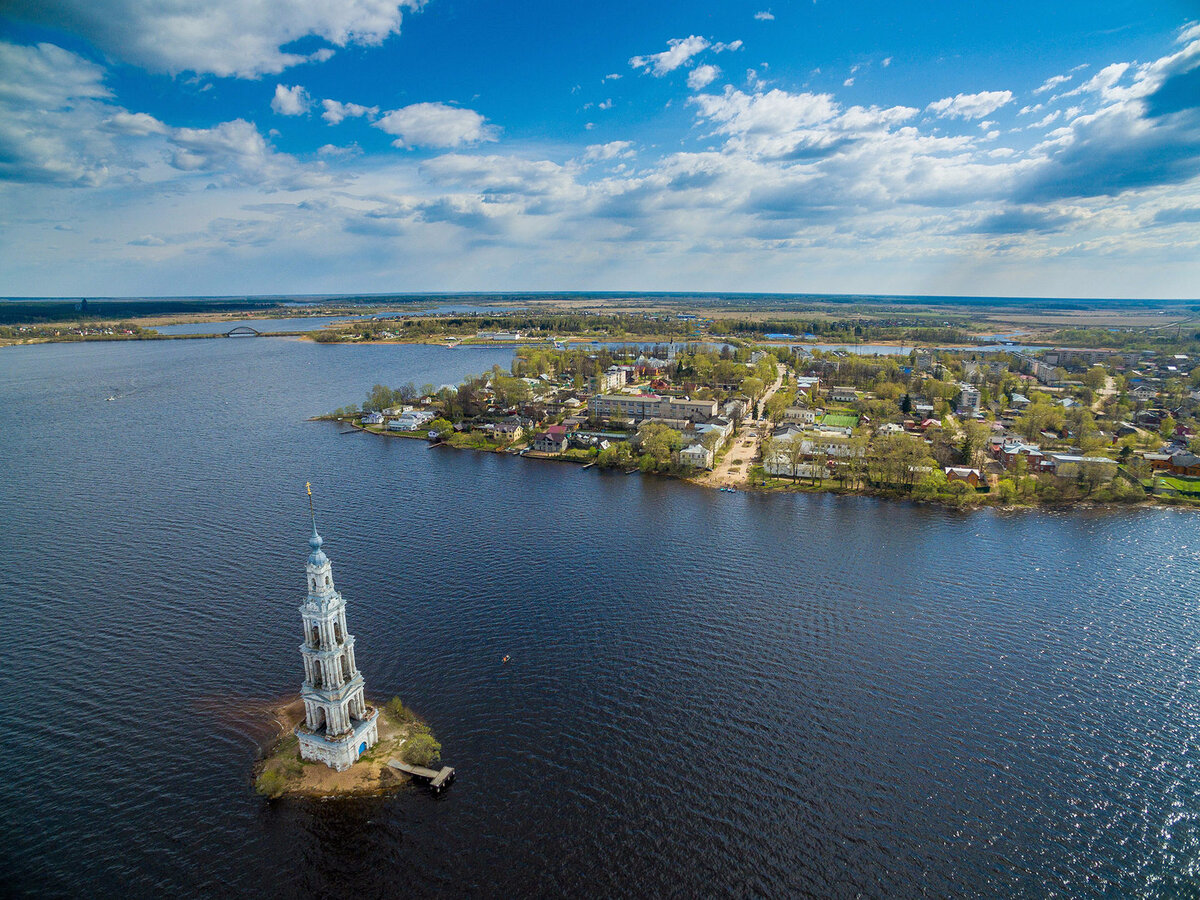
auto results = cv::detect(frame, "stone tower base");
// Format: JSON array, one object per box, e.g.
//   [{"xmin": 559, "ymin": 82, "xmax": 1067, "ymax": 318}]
[{"xmin": 296, "ymin": 707, "xmax": 379, "ymax": 772}]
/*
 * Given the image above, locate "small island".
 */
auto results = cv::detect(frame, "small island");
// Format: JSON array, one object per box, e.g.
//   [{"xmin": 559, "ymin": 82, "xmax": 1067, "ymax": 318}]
[
  {"xmin": 253, "ymin": 493, "xmax": 446, "ymax": 801},
  {"xmin": 254, "ymin": 697, "xmax": 442, "ymax": 799}
]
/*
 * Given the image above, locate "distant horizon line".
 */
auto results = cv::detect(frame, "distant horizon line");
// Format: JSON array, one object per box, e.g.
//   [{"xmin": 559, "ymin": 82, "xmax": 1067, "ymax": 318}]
[{"xmin": 3, "ymin": 290, "xmax": 1198, "ymax": 305}]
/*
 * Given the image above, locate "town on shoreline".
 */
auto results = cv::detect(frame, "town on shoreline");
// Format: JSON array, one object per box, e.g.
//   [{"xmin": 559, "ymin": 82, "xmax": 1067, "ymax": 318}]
[
  {"xmin": 7, "ymin": 293, "xmax": 1200, "ymax": 507},
  {"xmin": 322, "ymin": 327, "xmax": 1200, "ymax": 509}
]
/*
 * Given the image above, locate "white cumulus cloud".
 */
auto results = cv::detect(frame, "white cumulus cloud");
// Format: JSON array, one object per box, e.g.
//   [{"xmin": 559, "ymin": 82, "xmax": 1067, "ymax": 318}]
[
  {"xmin": 321, "ymin": 98, "xmax": 379, "ymax": 124},
  {"xmin": 1034, "ymin": 73, "xmax": 1072, "ymax": 94},
  {"xmin": 688, "ymin": 65, "xmax": 721, "ymax": 90},
  {"xmin": 583, "ymin": 141, "xmax": 635, "ymax": 162},
  {"xmin": 926, "ymin": 90, "xmax": 1014, "ymax": 119},
  {"xmin": 754, "ymin": 11, "xmax": 774, "ymax": 21},
  {"xmin": 4, "ymin": 0, "xmax": 425, "ymax": 77},
  {"xmin": 1031, "ymin": 110, "xmax": 1061, "ymax": 129},
  {"xmin": 1065, "ymin": 62, "xmax": 1131, "ymax": 100},
  {"xmin": 630, "ymin": 35, "xmax": 710, "ymax": 76},
  {"xmin": 0, "ymin": 40, "xmax": 113, "ymax": 106},
  {"xmin": 0, "ymin": 39, "xmax": 321, "ymax": 189},
  {"xmin": 693, "ymin": 86, "xmax": 839, "ymax": 136},
  {"xmin": 374, "ymin": 102, "xmax": 498, "ymax": 149},
  {"xmin": 271, "ymin": 84, "xmax": 311, "ymax": 116}
]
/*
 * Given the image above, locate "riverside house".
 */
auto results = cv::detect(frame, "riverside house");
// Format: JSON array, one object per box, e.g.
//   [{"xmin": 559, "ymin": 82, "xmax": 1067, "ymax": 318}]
[
  {"xmin": 532, "ymin": 424, "xmax": 568, "ymax": 453},
  {"xmin": 944, "ymin": 467, "xmax": 982, "ymax": 487},
  {"xmin": 387, "ymin": 409, "xmax": 435, "ymax": 431},
  {"xmin": 998, "ymin": 441, "xmax": 1050, "ymax": 472},
  {"xmin": 680, "ymin": 443, "xmax": 714, "ymax": 469},
  {"xmin": 494, "ymin": 417, "xmax": 525, "ymax": 441},
  {"xmin": 1168, "ymin": 452, "xmax": 1200, "ymax": 476}
]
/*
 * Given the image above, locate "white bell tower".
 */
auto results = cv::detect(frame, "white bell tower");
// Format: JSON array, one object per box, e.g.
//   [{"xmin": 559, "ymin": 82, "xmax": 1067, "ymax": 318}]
[{"xmin": 295, "ymin": 484, "xmax": 379, "ymax": 771}]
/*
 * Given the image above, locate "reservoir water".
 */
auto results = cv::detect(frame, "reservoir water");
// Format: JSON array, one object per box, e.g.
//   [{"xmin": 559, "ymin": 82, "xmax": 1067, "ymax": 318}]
[{"xmin": 2, "ymin": 338, "xmax": 1199, "ymax": 897}]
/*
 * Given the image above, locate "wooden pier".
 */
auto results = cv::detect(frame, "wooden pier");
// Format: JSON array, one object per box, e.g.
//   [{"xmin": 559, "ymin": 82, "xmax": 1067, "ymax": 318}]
[{"xmin": 388, "ymin": 758, "xmax": 456, "ymax": 793}]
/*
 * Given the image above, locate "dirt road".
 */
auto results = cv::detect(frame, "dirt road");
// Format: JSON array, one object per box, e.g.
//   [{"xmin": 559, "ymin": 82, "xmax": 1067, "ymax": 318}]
[{"xmin": 696, "ymin": 361, "xmax": 785, "ymax": 488}]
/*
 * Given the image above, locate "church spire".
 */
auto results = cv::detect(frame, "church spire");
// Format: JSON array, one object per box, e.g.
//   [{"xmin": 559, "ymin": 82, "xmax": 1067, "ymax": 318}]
[{"xmin": 306, "ymin": 481, "xmax": 327, "ymax": 567}]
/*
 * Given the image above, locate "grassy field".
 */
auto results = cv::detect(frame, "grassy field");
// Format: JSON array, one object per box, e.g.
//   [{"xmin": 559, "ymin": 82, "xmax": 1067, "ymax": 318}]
[
  {"xmin": 1154, "ymin": 475, "xmax": 1200, "ymax": 495},
  {"xmin": 821, "ymin": 413, "xmax": 860, "ymax": 429}
]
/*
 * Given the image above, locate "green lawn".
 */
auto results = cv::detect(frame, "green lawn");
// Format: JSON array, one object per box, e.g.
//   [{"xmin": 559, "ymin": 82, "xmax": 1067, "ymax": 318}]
[
  {"xmin": 1154, "ymin": 475, "xmax": 1200, "ymax": 495},
  {"xmin": 820, "ymin": 413, "xmax": 860, "ymax": 429},
  {"xmin": 447, "ymin": 432, "xmax": 504, "ymax": 451}
]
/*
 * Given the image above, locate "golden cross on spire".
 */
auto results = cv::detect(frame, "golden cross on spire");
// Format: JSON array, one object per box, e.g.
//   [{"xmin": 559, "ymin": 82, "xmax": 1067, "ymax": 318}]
[{"xmin": 306, "ymin": 481, "xmax": 315, "ymax": 525}]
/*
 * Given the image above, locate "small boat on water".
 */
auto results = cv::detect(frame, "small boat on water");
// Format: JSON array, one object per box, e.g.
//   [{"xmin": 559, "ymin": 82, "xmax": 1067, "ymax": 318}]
[{"xmin": 106, "ymin": 396, "xmax": 116, "ymax": 401}]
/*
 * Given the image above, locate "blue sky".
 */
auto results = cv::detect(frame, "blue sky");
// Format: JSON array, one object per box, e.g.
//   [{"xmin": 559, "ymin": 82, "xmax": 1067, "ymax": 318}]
[{"xmin": 2, "ymin": 1, "xmax": 1198, "ymax": 298}]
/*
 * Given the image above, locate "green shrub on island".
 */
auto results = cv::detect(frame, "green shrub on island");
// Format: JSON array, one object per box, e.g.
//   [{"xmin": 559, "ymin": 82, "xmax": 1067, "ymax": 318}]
[
  {"xmin": 255, "ymin": 769, "xmax": 288, "ymax": 799},
  {"xmin": 402, "ymin": 728, "xmax": 442, "ymax": 767},
  {"xmin": 386, "ymin": 696, "xmax": 418, "ymax": 723}
]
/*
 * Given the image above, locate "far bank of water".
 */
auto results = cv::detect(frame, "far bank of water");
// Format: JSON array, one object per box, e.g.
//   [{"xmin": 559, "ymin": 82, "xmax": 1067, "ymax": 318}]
[{"xmin": 151, "ymin": 304, "xmax": 518, "ymax": 335}]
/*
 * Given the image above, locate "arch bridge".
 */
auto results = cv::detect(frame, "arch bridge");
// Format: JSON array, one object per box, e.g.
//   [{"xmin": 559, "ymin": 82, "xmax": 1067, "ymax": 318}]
[{"xmin": 225, "ymin": 325, "xmax": 262, "ymax": 337}]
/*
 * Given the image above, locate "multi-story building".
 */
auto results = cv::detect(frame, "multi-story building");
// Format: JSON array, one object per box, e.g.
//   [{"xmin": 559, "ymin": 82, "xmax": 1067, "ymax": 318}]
[
  {"xmin": 588, "ymin": 393, "xmax": 717, "ymax": 422},
  {"xmin": 594, "ymin": 366, "xmax": 628, "ymax": 392},
  {"xmin": 957, "ymin": 384, "xmax": 981, "ymax": 417},
  {"xmin": 782, "ymin": 406, "xmax": 818, "ymax": 425}
]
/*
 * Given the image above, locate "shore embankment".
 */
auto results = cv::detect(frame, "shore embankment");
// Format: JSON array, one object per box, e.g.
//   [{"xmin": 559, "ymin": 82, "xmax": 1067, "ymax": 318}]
[{"xmin": 325, "ymin": 416, "xmax": 1191, "ymax": 512}]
